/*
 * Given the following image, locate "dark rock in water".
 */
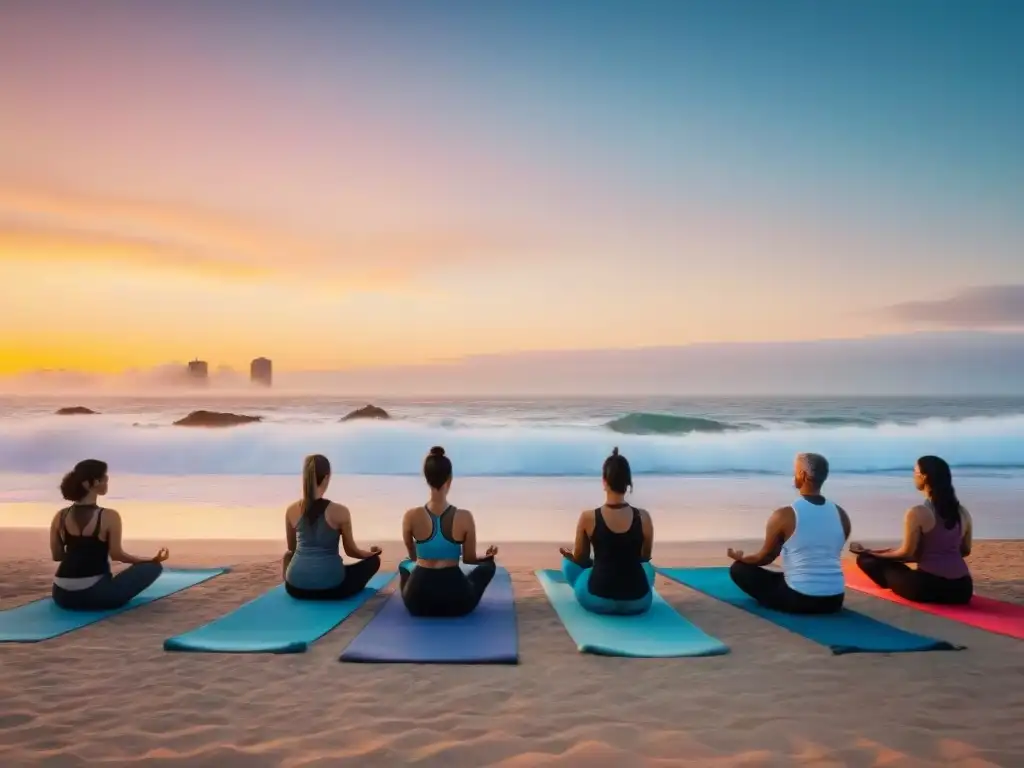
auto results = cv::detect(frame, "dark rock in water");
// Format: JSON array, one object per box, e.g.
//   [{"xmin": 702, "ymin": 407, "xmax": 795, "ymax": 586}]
[
  {"xmin": 173, "ymin": 410, "xmax": 262, "ymax": 428},
  {"xmin": 340, "ymin": 404, "xmax": 391, "ymax": 422},
  {"xmin": 56, "ymin": 406, "xmax": 99, "ymax": 416}
]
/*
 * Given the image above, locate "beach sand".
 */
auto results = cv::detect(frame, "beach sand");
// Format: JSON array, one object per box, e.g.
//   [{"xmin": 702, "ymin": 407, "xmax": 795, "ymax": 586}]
[{"xmin": 1, "ymin": 530, "xmax": 1022, "ymax": 767}]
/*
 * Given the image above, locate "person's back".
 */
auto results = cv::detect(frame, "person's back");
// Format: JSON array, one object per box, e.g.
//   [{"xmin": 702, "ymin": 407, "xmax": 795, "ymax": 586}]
[
  {"xmin": 782, "ymin": 496, "xmax": 846, "ymax": 597},
  {"xmin": 915, "ymin": 501, "xmax": 969, "ymax": 580},
  {"xmin": 54, "ymin": 505, "xmax": 111, "ymax": 585},
  {"xmin": 589, "ymin": 506, "xmax": 649, "ymax": 601},
  {"xmin": 286, "ymin": 499, "xmax": 344, "ymax": 590}
]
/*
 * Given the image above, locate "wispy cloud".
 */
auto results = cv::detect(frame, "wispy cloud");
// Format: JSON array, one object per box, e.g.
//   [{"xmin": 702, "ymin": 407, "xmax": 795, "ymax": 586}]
[
  {"xmin": 0, "ymin": 184, "xmax": 529, "ymax": 287},
  {"xmin": 888, "ymin": 285, "xmax": 1024, "ymax": 328}
]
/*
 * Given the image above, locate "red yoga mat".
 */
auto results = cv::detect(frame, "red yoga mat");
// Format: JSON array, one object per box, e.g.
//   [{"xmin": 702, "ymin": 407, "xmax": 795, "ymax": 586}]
[{"xmin": 844, "ymin": 561, "xmax": 1024, "ymax": 641}]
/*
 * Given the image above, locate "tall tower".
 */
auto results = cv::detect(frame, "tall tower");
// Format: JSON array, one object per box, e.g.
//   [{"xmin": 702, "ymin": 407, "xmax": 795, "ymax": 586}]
[
  {"xmin": 250, "ymin": 357, "xmax": 272, "ymax": 387},
  {"xmin": 187, "ymin": 359, "xmax": 209, "ymax": 385}
]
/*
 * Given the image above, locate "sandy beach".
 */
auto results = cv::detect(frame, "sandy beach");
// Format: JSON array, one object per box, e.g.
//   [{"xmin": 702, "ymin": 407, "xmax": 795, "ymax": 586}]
[{"xmin": 1, "ymin": 530, "xmax": 1022, "ymax": 767}]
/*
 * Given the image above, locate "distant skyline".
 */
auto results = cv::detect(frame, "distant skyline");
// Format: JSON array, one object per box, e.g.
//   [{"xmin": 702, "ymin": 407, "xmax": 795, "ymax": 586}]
[{"xmin": 2, "ymin": 1, "xmax": 1022, "ymax": 375}]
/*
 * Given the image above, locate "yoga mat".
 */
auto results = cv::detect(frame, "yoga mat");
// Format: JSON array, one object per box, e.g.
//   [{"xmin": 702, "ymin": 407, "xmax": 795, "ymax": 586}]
[
  {"xmin": 536, "ymin": 569, "xmax": 728, "ymax": 657},
  {"xmin": 845, "ymin": 561, "xmax": 1024, "ymax": 641},
  {"xmin": 340, "ymin": 566, "xmax": 518, "ymax": 664},
  {"xmin": 0, "ymin": 568, "xmax": 228, "ymax": 643},
  {"xmin": 658, "ymin": 566, "xmax": 961, "ymax": 655},
  {"xmin": 164, "ymin": 571, "xmax": 395, "ymax": 654}
]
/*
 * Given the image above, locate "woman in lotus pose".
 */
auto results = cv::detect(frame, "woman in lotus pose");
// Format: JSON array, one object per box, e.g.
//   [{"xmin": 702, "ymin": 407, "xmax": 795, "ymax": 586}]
[
  {"xmin": 399, "ymin": 446, "xmax": 498, "ymax": 617},
  {"xmin": 852, "ymin": 455, "xmax": 973, "ymax": 605},
  {"xmin": 559, "ymin": 448, "xmax": 655, "ymax": 615},
  {"xmin": 50, "ymin": 460, "xmax": 169, "ymax": 611},
  {"xmin": 283, "ymin": 454, "xmax": 382, "ymax": 600}
]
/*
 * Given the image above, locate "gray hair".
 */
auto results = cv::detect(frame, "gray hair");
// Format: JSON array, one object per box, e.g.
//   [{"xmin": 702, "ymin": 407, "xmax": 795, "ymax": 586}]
[{"xmin": 796, "ymin": 453, "xmax": 830, "ymax": 485}]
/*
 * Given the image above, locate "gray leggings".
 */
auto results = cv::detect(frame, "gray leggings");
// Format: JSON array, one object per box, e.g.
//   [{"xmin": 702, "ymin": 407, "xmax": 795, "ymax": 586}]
[{"xmin": 52, "ymin": 562, "xmax": 163, "ymax": 611}]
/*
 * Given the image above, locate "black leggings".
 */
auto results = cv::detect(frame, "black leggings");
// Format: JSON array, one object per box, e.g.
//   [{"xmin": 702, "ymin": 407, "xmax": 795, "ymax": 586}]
[
  {"xmin": 856, "ymin": 554, "xmax": 973, "ymax": 605},
  {"xmin": 52, "ymin": 562, "xmax": 163, "ymax": 611},
  {"xmin": 400, "ymin": 559, "xmax": 496, "ymax": 617},
  {"xmin": 729, "ymin": 561, "xmax": 844, "ymax": 615},
  {"xmin": 285, "ymin": 555, "xmax": 382, "ymax": 601}
]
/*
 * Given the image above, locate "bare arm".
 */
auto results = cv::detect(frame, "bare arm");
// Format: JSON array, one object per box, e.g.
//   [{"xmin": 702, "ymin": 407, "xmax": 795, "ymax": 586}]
[
  {"xmin": 106, "ymin": 510, "xmax": 164, "ymax": 565},
  {"xmin": 639, "ymin": 509, "xmax": 653, "ymax": 561},
  {"xmin": 868, "ymin": 507, "xmax": 922, "ymax": 561},
  {"xmin": 334, "ymin": 504, "xmax": 379, "ymax": 559},
  {"xmin": 730, "ymin": 507, "xmax": 788, "ymax": 567},
  {"xmin": 460, "ymin": 510, "xmax": 497, "ymax": 564},
  {"xmin": 560, "ymin": 510, "xmax": 593, "ymax": 563},
  {"xmin": 285, "ymin": 505, "xmax": 297, "ymax": 554},
  {"xmin": 960, "ymin": 507, "xmax": 973, "ymax": 557},
  {"xmin": 836, "ymin": 506, "xmax": 852, "ymax": 541},
  {"xmin": 402, "ymin": 509, "xmax": 418, "ymax": 561},
  {"xmin": 49, "ymin": 512, "xmax": 65, "ymax": 562}
]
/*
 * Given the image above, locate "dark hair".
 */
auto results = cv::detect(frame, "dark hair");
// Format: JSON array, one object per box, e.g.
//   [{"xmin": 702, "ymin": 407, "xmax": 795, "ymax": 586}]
[
  {"xmin": 602, "ymin": 447, "xmax": 632, "ymax": 495},
  {"xmin": 60, "ymin": 459, "xmax": 108, "ymax": 502},
  {"xmin": 301, "ymin": 454, "xmax": 331, "ymax": 522},
  {"xmin": 424, "ymin": 446, "xmax": 452, "ymax": 490},
  {"xmin": 917, "ymin": 455, "xmax": 961, "ymax": 529},
  {"xmin": 60, "ymin": 459, "xmax": 108, "ymax": 532}
]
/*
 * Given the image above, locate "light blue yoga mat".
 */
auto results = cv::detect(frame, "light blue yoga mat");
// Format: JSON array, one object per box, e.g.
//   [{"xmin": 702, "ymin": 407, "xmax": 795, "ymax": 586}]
[
  {"xmin": 164, "ymin": 571, "xmax": 395, "ymax": 654},
  {"xmin": 536, "ymin": 569, "xmax": 729, "ymax": 657},
  {"xmin": 658, "ymin": 567, "xmax": 961, "ymax": 655},
  {"xmin": 0, "ymin": 568, "xmax": 228, "ymax": 643},
  {"xmin": 341, "ymin": 566, "xmax": 518, "ymax": 664}
]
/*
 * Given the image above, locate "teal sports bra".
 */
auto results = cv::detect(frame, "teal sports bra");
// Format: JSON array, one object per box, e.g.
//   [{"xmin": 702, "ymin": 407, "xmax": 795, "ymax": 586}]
[{"xmin": 414, "ymin": 505, "xmax": 463, "ymax": 561}]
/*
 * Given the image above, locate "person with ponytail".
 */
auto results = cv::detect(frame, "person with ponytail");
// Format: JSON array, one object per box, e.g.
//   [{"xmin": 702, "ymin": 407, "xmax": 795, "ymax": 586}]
[
  {"xmin": 282, "ymin": 456, "xmax": 382, "ymax": 602},
  {"xmin": 557, "ymin": 448, "xmax": 655, "ymax": 615},
  {"xmin": 50, "ymin": 459, "xmax": 169, "ymax": 611},
  {"xmin": 398, "ymin": 446, "xmax": 499, "ymax": 617},
  {"xmin": 283, "ymin": 454, "xmax": 382, "ymax": 600},
  {"xmin": 851, "ymin": 455, "xmax": 974, "ymax": 605}
]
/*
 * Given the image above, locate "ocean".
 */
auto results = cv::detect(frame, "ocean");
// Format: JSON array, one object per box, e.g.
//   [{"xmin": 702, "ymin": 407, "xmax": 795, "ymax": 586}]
[{"xmin": 2, "ymin": 394, "xmax": 1023, "ymax": 543}]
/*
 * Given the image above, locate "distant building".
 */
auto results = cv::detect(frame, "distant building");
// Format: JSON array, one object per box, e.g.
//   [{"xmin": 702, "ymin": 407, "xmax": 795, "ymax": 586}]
[
  {"xmin": 250, "ymin": 357, "xmax": 272, "ymax": 387},
  {"xmin": 187, "ymin": 359, "xmax": 209, "ymax": 385}
]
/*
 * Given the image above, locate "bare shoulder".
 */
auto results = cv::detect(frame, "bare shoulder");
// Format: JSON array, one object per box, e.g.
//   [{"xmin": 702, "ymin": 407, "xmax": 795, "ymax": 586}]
[
  {"xmin": 771, "ymin": 506, "xmax": 794, "ymax": 521},
  {"xmin": 634, "ymin": 507, "xmax": 652, "ymax": 521},
  {"xmin": 403, "ymin": 506, "xmax": 424, "ymax": 519},
  {"xmin": 327, "ymin": 502, "xmax": 351, "ymax": 523},
  {"xmin": 455, "ymin": 507, "xmax": 474, "ymax": 522},
  {"xmin": 101, "ymin": 507, "xmax": 122, "ymax": 520},
  {"xmin": 960, "ymin": 506, "xmax": 973, "ymax": 524}
]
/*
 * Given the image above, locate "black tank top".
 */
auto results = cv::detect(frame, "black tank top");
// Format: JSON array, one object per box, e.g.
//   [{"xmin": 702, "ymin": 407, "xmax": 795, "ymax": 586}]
[
  {"xmin": 588, "ymin": 507, "xmax": 650, "ymax": 601},
  {"xmin": 55, "ymin": 505, "xmax": 112, "ymax": 579}
]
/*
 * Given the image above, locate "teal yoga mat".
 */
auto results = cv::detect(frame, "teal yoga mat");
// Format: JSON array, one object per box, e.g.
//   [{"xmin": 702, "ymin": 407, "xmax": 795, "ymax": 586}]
[
  {"xmin": 0, "ymin": 568, "xmax": 228, "ymax": 643},
  {"xmin": 164, "ymin": 571, "xmax": 395, "ymax": 653},
  {"xmin": 536, "ymin": 569, "xmax": 729, "ymax": 657},
  {"xmin": 658, "ymin": 567, "xmax": 961, "ymax": 655}
]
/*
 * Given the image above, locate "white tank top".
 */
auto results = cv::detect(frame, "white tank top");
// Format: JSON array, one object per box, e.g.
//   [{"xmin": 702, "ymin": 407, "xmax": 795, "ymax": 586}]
[{"xmin": 781, "ymin": 497, "xmax": 846, "ymax": 597}]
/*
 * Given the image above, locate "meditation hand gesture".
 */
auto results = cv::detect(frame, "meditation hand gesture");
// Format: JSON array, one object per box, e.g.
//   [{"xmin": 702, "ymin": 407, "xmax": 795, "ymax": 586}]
[
  {"xmin": 849, "ymin": 542, "xmax": 866, "ymax": 554},
  {"xmin": 726, "ymin": 548, "xmax": 744, "ymax": 562},
  {"xmin": 151, "ymin": 547, "xmax": 170, "ymax": 563},
  {"xmin": 368, "ymin": 546, "xmax": 383, "ymax": 556},
  {"xmin": 486, "ymin": 545, "xmax": 499, "ymax": 558},
  {"xmin": 558, "ymin": 546, "xmax": 573, "ymax": 560}
]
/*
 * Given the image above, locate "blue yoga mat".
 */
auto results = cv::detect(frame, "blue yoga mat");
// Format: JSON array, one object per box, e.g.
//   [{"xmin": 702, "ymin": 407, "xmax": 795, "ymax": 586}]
[
  {"xmin": 0, "ymin": 568, "xmax": 228, "ymax": 643},
  {"xmin": 658, "ymin": 567, "xmax": 961, "ymax": 655},
  {"xmin": 536, "ymin": 569, "xmax": 729, "ymax": 657},
  {"xmin": 164, "ymin": 571, "xmax": 395, "ymax": 654},
  {"xmin": 340, "ymin": 566, "xmax": 518, "ymax": 664}
]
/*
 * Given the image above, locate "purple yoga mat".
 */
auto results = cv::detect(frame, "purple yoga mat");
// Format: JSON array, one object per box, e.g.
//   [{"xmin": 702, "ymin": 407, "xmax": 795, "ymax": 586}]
[{"xmin": 339, "ymin": 566, "xmax": 518, "ymax": 664}]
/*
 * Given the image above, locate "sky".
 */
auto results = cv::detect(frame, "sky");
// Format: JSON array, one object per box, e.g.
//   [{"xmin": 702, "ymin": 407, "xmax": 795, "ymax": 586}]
[{"xmin": 1, "ymin": 0, "xmax": 1022, "ymax": 378}]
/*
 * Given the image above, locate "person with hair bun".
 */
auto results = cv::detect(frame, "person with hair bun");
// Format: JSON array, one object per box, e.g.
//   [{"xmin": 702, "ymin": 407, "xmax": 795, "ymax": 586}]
[
  {"xmin": 50, "ymin": 459, "xmax": 169, "ymax": 611},
  {"xmin": 558, "ymin": 448, "xmax": 656, "ymax": 615},
  {"xmin": 283, "ymin": 454, "xmax": 382, "ymax": 600},
  {"xmin": 851, "ymin": 455, "xmax": 974, "ymax": 605},
  {"xmin": 399, "ymin": 446, "xmax": 499, "ymax": 617}
]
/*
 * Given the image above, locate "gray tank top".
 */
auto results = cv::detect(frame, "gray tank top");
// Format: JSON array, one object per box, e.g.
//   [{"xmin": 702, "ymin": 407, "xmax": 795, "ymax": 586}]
[{"xmin": 285, "ymin": 499, "xmax": 345, "ymax": 590}]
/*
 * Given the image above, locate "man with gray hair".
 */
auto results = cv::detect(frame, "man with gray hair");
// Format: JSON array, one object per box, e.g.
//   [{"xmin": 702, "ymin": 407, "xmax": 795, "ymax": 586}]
[{"xmin": 725, "ymin": 452, "xmax": 851, "ymax": 614}]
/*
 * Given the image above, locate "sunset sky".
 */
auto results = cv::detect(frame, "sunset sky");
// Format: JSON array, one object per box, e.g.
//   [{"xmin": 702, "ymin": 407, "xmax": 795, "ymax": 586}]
[{"xmin": 1, "ymin": 0, "xmax": 1022, "ymax": 375}]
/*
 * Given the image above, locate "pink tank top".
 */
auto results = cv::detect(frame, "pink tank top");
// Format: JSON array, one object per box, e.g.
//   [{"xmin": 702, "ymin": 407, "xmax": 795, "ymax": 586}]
[{"xmin": 916, "ymin": 502, "xmax": 969, "ymax": 580}]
